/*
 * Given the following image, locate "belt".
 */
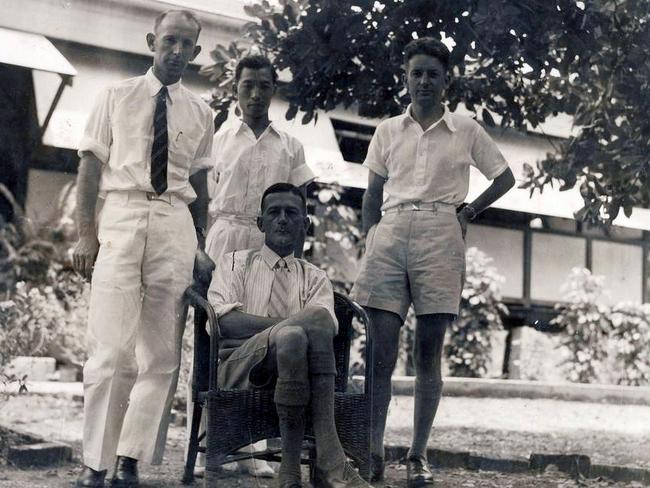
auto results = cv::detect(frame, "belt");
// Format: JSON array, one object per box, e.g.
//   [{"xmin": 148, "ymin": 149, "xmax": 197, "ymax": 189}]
[
  {"xmin": 383, "ymin": 201, "xmax": 457, "ymax": 215},
  {"xmin": 210, "ymin": 210, "xmax": 258, "ymax": 224},
  {"xmin": 104, "ymin": 190, "xmax": 182, "ymax": 206}
]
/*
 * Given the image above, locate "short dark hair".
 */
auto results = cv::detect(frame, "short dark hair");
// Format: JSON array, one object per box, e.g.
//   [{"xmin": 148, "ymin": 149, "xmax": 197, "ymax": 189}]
[
  {"xmin": 154, "ymin": 9, "xmax": 202, "ymax": 39},
  {"xmin": 235, "ymin": 54, "xmax": 278, "ymax": 85},
  {"xmin": 260, "ymin": 183, "xmax": 306, "ymax": 214},
  {"xmin": 403, "ymin": 37, "xmax": 450, "ymax": 70}
]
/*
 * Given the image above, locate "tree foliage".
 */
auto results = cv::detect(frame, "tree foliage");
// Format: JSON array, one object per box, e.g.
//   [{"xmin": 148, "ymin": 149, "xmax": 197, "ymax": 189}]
[{"xmin": 201, "ymin": 0, "xmax": 650, "ymax": 225}]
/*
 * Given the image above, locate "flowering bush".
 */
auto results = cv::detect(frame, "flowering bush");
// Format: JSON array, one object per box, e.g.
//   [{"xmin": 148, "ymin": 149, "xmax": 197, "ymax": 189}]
[
  {"xmin": 551, "ymin": 268, "xmax": 611, "ymax": 383},
  {"xmin": 608, "ymin": 303, "xmax": 650, "ymax": 386},
  {"xmin": 445, "ymin": 247, "xmax": 508, "ymax": 378},
  {"xmin": 0, "ymin": 282, "xmax": 63, "ymax": 368}
]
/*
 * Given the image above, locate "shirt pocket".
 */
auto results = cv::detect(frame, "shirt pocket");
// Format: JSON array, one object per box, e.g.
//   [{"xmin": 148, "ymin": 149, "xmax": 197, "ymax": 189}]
[{"xmin": 111, "ymin": 103, "xmax": 149, "ymax": 166}]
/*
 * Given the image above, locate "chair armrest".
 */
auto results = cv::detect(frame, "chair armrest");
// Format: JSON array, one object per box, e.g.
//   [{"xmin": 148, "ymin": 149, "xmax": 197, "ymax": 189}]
[
  {"xmin": 333, "ymin": 292, "xmax": 373, "ymax": 396},
  {"xmin": 184, "ymin": 285, "xmax": 222, "ymax": 392}
]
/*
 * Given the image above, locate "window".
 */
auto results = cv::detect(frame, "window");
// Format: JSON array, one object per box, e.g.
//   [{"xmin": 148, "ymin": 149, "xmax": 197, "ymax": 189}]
[
  {"xmin": 592, "ymin": 241, "xmax": 643, "ymax": 304},
  {"xmin": 531, "ymin": 233, "xmax": 586, "ymax": 302},
  {"xmin": 466, "ymin": 224, "xmax": 524, "ymax": 299},
  {"xmin": 331, "ymin": 119, "xmax": 374, "ymax": 164}
]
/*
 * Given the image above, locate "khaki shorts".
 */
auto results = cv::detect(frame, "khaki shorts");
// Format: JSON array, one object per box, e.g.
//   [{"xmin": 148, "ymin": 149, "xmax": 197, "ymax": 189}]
[
  {"xmin": 351, "ymin": 206, "xmax": 465, "ymax": 321},
  {"xmin": 217, "ymin": 325, "xmax": 278, "ymax": 390}
]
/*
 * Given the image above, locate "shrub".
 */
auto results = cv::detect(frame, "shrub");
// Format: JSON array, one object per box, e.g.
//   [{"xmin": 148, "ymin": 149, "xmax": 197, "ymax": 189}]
[
  {"xmin": 0, "ymin": 282, "xmax": 63, "ymax": 368},
  {"xmin": 445, "ymin": 247, "xmax": 508, "ymax": 378},
  {"xmin": 608, "ymin": 303, "xmax": 650, "ymax": 386},
  {"xmin": 551, "ymin": 268, "xmax": 611, "ymax": 383}
]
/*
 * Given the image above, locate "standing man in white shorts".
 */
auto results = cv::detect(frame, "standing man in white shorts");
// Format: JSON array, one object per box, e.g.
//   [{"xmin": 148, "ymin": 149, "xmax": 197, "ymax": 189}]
[
  {"xmin": 352, "ymin": 37, "xmax": 515, "ymax": 487},
  {"xmin": 72, "ymin": 9, "xmax": 214, "ymax": 487}
]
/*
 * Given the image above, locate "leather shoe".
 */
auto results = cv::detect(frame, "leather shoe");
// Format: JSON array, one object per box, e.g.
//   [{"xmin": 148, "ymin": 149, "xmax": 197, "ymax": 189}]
[
  {"xmin": 111, "ymin": 456, "xmax": 139, "ymax": 487},
  {"xmin": 313, "ymin": 462, "xmax": 373, "ymax": 488},
  {"xmin": 406, "ymin": 456, "xmax": 434, "ymax": 487},
  {"xmin": 76, "ymin": 466, "xmax": 107, "ymax": 487},
  {"xmin": 278, "ymin": 480, "xmax": 302, "ymax": 488},
  {"xmin": 370, "ymin": 454, "xmax": 384, "ymax": 483}
]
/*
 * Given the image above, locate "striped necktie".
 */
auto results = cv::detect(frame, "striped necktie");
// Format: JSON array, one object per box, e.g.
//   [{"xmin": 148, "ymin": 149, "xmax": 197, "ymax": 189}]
[
  {"xmin": 151, "ymin": 86, "xmax": 168, "ymax": 195},
  {"xmin": 268, "ymin": 258, "xmax": 291, "ymax": 318}
]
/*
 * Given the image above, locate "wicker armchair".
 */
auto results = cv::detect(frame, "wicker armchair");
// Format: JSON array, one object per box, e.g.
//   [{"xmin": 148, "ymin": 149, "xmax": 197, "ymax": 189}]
[{"xmin": 182, "ymin": 282, "xmax": 373, "ymax": 486}]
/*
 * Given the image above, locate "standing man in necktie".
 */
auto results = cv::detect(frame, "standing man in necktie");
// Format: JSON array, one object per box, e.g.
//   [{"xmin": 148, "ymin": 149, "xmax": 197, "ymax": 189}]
[
  {"xmin": 208, "ymin": 183, "xmax": 373, "ymax": 488},
  {"xmin": 71, "ymin": 9, "xmax": 214, "ymax": 487}
]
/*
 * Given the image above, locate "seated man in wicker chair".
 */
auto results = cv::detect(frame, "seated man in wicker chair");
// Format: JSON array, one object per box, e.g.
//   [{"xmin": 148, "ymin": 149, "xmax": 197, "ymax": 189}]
[{"xmin": 207, "ymin": 182, "xmax": 372, "ymax": 488}]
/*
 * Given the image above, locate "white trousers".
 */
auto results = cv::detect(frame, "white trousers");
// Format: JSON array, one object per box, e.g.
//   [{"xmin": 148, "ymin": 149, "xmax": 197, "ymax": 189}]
[{"xmin": 83, "ymin": 192, "xmax": 196, "ymax": 471}]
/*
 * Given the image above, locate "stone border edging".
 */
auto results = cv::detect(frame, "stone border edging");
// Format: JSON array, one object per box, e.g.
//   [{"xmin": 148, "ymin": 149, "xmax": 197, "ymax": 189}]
[
  {"xmin": 0, "ymin": 426, "xmax": 73, "ymax": 468},
  {"xmin": 351, "ymin": 376, "xmax": 650, "ymax": 406},
  {"xmin": 384, "ymin": 445, "xmax": 650, "ymax": 485}
]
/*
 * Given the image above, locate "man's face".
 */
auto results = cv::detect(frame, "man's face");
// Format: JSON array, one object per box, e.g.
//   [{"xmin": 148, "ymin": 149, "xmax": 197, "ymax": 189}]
[
  {"xmin": 258, "ymin": 192, "xmax": 308, "ymax": 253},
  {"xmin": 236, "ymin": 67, "xmax": 275, "ymax": 120},
  {"xmin": 405, "ymin": 54, "xmax": 448, "ymax": 109},
  {"xmin": 147, "ymin": 13, "xmax": 201, "ymax": 84}
]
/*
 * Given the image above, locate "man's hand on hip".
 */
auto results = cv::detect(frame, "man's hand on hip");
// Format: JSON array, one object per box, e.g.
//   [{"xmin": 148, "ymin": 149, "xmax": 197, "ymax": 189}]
[
  {"xmin": 73, "ymin": 235, "xmax": 100, "ymax": 281},
  {"xmin": 193, "ymin": 248, "xmax": 216, "ymax": 286}
]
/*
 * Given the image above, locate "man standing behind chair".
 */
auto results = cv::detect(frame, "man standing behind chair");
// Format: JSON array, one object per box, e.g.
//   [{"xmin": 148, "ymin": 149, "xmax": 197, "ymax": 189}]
[
  {"xmin": 72, "ymin": 9, "xmax": 214, "ymax": 487},
  {"xmin": 208, "ymin": 183, "xmax": 372, "ymax": 488},
  {"xmin": 205, "ymin": 53, "xmax": 314, "ymax": 262}
]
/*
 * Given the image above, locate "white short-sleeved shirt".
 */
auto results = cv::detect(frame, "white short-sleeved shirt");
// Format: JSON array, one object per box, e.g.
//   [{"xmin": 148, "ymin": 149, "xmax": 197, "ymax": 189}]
[
  {"xmin": 208, "ymin": 119, "xmax": 315, "ymax": 220},
  {"xmin": 78, "ymin": 68, "xmax": 214, "ymax": 204},
  {"xmin": 363, "ymin": 106, "xmax": 509, "ymax": 211},
  {"xmin": 208, "ymin": 245, "xmax": 337, "ymax": 331}
]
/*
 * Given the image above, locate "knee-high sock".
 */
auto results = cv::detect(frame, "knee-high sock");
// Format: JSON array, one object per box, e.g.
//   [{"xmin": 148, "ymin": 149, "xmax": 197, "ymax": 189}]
[
  {"xmin": 276, "ymin": 405, "xmax": 306, "ymax": 483},
  {"xmin": 310, "ymin": 373, "xmax": 346, "ymax": 472},
  {"xmin": 370, "ymin": 376, "xmax": 393, "ymax": 458},
  {"xmin": 408, "ymin": 378, "xmax": 443, "ymax": 460}
]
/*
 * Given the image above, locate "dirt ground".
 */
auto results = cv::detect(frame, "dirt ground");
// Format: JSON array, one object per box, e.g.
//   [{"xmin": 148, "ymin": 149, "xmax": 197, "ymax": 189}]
[{"xmin": 0, "ymin": 394, "xmax": 648, "ymax": 487}]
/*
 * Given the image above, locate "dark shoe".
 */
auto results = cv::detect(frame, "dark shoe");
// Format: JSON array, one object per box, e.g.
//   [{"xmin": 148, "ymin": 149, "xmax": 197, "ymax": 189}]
[
  {"xmin": 111, "ymin": 456, "xmax": 139, "ymax": 487},
  {"xmin": 406, "ymin": 456, "xmax": 434, "ymax": 488},
  {"xmin": 76, "ymin": 465, "xmax": 107, "ymax": 487},
  {"xmin": 279, "ymin": 480, "xmax": 303, "ymax": 488},
  {"xmin": 313, "ymin": 462, "xmax": 373, "ymax": 488},
  {"xmin": 370, "ymin": 454, "xmax": 384, "ymax": 483}
]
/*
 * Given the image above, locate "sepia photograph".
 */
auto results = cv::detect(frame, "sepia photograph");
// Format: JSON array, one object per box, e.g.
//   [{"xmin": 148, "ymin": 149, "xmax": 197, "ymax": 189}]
[{"xmin": 0, "ymin": 0, "xmax": 649, "ymax": 487}]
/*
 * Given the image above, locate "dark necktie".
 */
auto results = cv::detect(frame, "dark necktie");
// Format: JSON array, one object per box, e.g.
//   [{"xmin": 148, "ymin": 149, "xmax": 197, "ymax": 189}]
[{"xmin": 151, "ymin": 86, "xmax": 168, "ymax": 195}]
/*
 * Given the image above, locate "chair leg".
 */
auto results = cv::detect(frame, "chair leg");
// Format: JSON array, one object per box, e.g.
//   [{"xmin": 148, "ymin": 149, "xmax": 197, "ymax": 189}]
[
  {"xmin": 308, "ymin": 443, "xmax": 317, "ymax": 484},
  {"xmin": 183, "ymin": 400, "xmax": 204, "ymax": 484}
]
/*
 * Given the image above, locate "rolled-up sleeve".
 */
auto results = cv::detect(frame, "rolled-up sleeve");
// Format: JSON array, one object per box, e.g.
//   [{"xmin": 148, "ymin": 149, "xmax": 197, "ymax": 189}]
[
  {"xmin": 208, "ymin": 252, "xmax": 245, "ymax": 319},
  {"xmin": 190, "ymin": 108, "xmax": 215, "ymax": 174},
  {"xmin": 362, "ymin": 126, "xmax": 388, "ymax": 179},
  {"xmin": 78, "ymin": 87, "xmax": 113, "ymax": 163},
  {"xmin": 305, "ymin": 269, "xmax": 338, "ymax": 333},
  {"xmin": 289, "ymin": 141, "xmax": 315, "ymax": 187}
]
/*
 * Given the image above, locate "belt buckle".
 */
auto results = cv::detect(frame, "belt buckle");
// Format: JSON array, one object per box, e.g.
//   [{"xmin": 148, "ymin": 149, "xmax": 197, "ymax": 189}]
[
  {"xmin": 411, "ymin": 202, "xmax": 421, "ymax": 211},
  {"xmin": 146, "ymin": 192, "xmax": 156, "ymax": 201}
]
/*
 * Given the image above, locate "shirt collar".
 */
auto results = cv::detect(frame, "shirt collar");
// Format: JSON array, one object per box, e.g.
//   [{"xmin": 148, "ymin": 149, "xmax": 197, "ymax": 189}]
[
  {"xmin": 260, "ymin": 244, "xmax": 296, "ymax": 270},
  {"xmin": 234, "ymin": 118, "xmax": 280, "ymax": 138},
  {"xmin": 145, "ymin": 67, "xmax": 181, "ymax": 104},
  {"xmin": 403, "ymin": 104, "xmax": 456, "ymax": 133}
]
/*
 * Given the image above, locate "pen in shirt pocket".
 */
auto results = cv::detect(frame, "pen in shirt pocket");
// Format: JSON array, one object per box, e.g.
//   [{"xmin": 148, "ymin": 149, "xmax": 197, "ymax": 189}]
[{"xmin": 175, "ymin": 131, "xmax": 183, "ymax": 142}]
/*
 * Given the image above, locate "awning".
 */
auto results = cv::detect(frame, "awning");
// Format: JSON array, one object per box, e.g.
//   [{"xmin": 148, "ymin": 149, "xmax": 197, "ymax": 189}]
[
  {"xmin": 0, "ymin": 27, "xmax": 77, "ymax": 138},
  {"xmin": 0, "ymin": 27, "xmax": 77, "ymax": 76}
]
